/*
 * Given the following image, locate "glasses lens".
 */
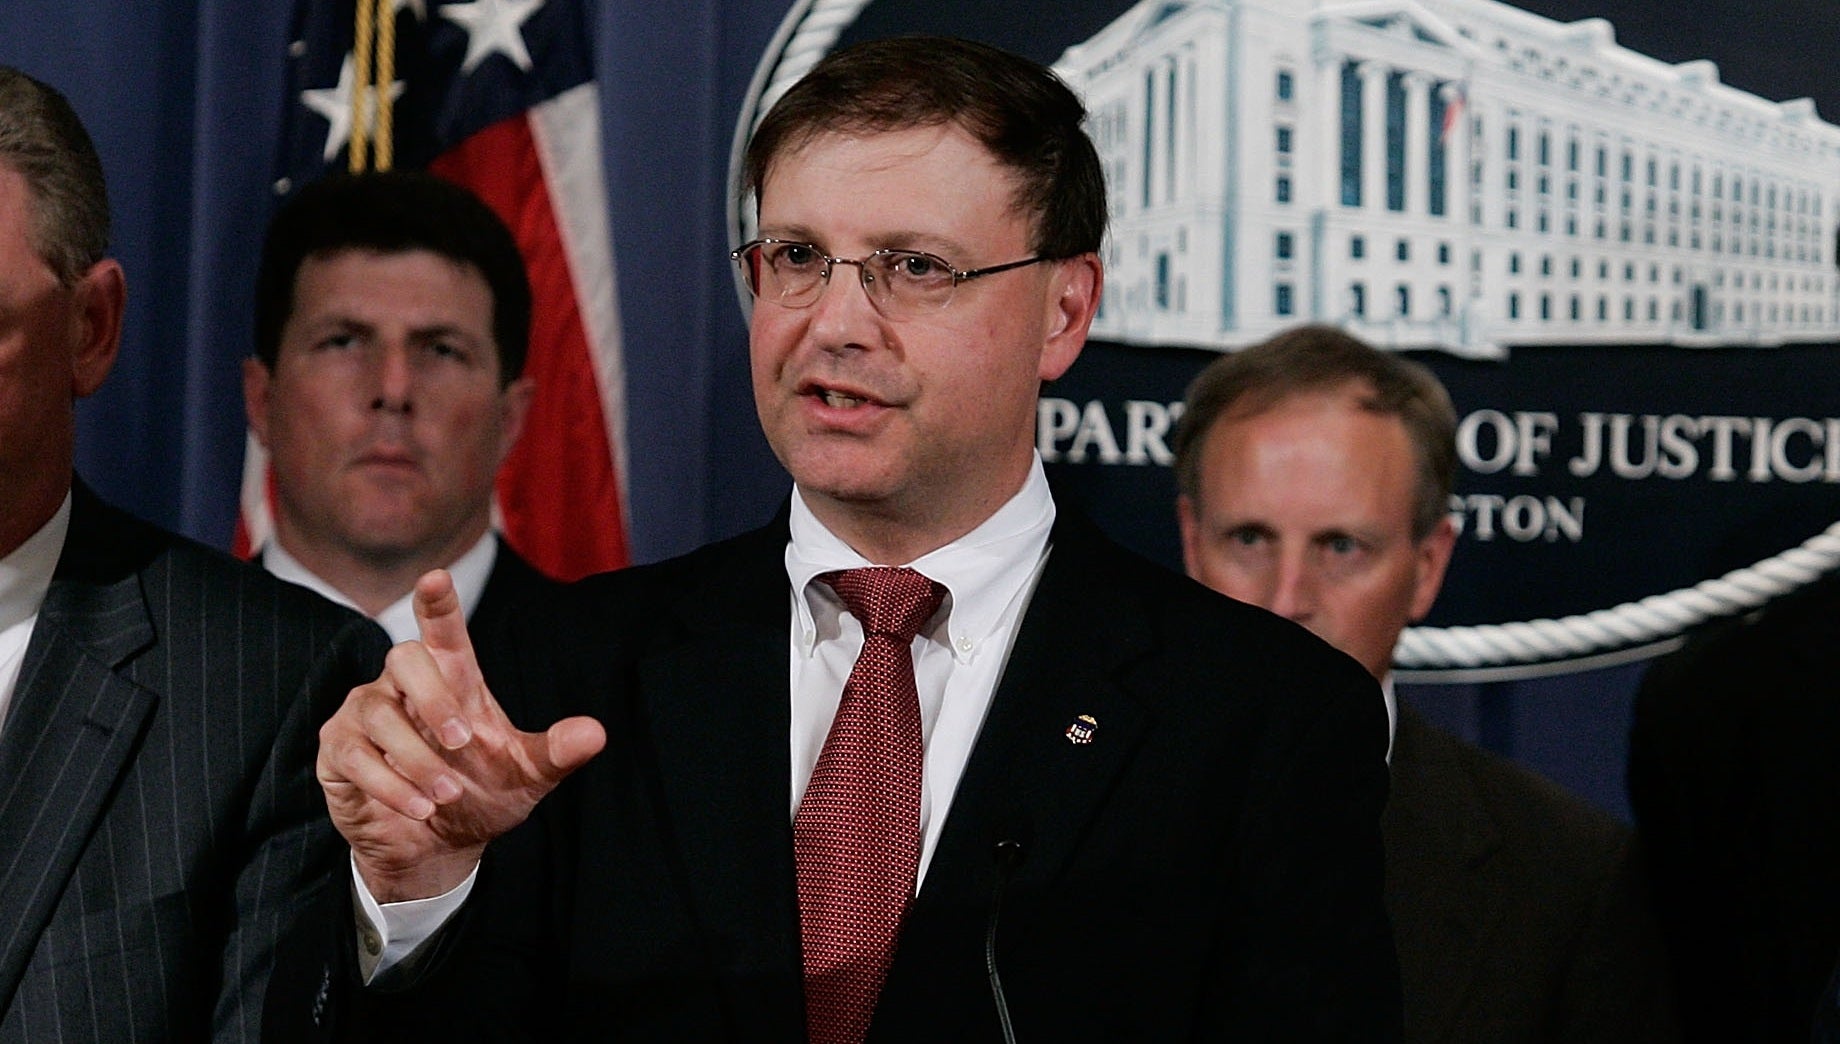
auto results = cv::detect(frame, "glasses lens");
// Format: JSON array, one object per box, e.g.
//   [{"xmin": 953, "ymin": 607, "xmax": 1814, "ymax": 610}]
[
  {"xmin": 865, "ymin": 251, "xmax": 957, "ymax": 316},
  {"xmin": 746, "ymin": 242, "xmax": 824, "ymax": 306}
]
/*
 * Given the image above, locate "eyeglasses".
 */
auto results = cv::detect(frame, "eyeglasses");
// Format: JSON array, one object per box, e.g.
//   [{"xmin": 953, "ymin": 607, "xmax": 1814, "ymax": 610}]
[{"xmin": 730, "ymin": 238, "xmax": 1048, "ymax": 319}]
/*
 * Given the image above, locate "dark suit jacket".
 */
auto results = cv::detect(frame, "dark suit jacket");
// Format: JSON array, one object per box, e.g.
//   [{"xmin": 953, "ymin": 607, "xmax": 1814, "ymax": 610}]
[
  {"xmin": 471, "ymin": 539, "xmax": 556, "ymax": 630},
  {"xmin": 0, "ymin": 484, "xmax": 388, "ymax": 1042},
  {"xmin": 1628, "ymin": 570, "xmax": 1840, "ymax": 1043},
  {"xmin": 275, "ymin": 506, "xmax": 1400, "ymax": 1041},
  {"xmin": 1385, "ymin": 708, "xmax": 1675, "ymax": 1043},
  {"xmin": 469, "ymin": 537, "xmax": 560, "ymax": 683}
]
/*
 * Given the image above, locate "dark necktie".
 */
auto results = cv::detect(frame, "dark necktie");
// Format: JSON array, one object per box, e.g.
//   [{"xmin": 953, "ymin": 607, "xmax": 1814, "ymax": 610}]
[{"xmin": 795, "ymin": 567, "xmax": 946, "ymax": 1044}]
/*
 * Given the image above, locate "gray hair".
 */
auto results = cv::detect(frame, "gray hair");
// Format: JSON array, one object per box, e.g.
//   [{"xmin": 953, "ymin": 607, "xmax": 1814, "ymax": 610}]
[{"xmin": 0, "ymin": 67, "xmax": 109, "ymax": 284}]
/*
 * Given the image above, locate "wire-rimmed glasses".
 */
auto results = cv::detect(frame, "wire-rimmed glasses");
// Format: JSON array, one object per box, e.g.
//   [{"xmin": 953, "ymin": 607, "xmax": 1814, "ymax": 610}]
[{"xmin": 731, "ymin": 238, "xmax": 1048, "ymax": 319}]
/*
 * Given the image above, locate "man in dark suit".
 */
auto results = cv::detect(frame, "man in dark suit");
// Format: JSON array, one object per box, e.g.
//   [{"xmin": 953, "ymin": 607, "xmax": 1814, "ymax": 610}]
[
  {"xmin": 0, "ymin": 66, "xmax": 387, "ymax": 1041},
  {"xmin": 1173, "ymin": 324, "xmax": 1676, "ymax": 1042},
  {"xmin": 243, "ymin": 172, "xmax": 557, "ymax": 647},
  {"xmin": 1631, "ymin": 568, "xmax": 1840, "ymax": 1042},
  {"xmin": 289, "ymin": 37, "xmax": 1400, "ymax": 1040}
]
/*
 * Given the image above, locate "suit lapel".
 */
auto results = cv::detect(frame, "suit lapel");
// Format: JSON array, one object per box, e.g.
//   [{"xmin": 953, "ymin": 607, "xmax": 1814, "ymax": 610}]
[
  {"xmin": 0, "ymin": 492, "xmax": 159, "ymax": 1014},
  {"xmin": 876, "ymin": 509, "xmax": 1154, "ymax": 1035},
  {"xmin": 1384, "ymin": 709, "xmax": 1502, "ymax": 1042},
  {"xmin": 922, "ymin": 515, "xmax": 1153, "ymax": 902},
  {"xmin": 640, "ymin": 525, "xmax": 803, "ymax": 981},
  {"xmin": 929, "ymin": 509, "xmax": 1153, "ymax": 892}
]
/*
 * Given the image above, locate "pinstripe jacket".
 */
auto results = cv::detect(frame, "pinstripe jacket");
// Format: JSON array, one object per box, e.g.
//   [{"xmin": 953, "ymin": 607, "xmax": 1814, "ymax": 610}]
[{"xmin": 0, "ymin": 484, "xmax": 387, "ymax": 1042}]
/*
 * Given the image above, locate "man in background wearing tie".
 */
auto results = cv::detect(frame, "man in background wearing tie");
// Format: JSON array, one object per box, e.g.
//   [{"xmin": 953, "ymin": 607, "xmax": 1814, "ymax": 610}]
[
  {"xmin": 244, "ymin": 171, "xmax": 557, "ymax": 647},
  {"xmin": 1173, "ymin": 324, "xmax": 1676, "ymax": 1042},
  {"xmin": 0, "ymin": 66, "xmax": 385, "ymax": 1041},
  {"xmin": 285, "ymin": 36, "xmax": 1400, "ymax": 1041}
]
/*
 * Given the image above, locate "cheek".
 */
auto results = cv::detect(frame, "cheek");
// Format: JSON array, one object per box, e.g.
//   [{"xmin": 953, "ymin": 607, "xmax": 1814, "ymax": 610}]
[
  {"xmin": 749, "ymin": 308, "xmax": 798, "ymax": 372},
  {"xmin": 439, "ymin": 396, "xmax": 513, "ymax": 459},
  {"xmin": 1326, "ymin": 574, "xmax": 1413, "ymax": 640},
  {"xmin": 1194, "ymin": 551, "xmax": 1264, "ymax": 602}
]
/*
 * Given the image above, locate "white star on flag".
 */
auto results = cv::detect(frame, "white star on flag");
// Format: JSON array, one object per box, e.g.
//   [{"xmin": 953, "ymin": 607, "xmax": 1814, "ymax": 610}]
[
  {"xmin": 441, "ymin": 0, "xmax": 545, "ymax": 74},
  {"xmin": 299, "ymin": 52, "xmax": 407, "ymax": 163}
]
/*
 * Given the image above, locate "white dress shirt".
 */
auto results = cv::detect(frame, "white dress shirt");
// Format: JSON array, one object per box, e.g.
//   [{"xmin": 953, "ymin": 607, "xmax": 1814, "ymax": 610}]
[
  {"xmin": 0, "ymin": 493, "xmax": 72, "ymax": 735},
  {"xmin": 260, "ymin": 531, "xmax": 499, "ymax": 644},
  {"xmin": 785, "ymin": 456, "xmax": 1054, "ymax": 883},
  {"xmin": 359, "ymin": 456, "xmax": 1059, "ymax": 977}
]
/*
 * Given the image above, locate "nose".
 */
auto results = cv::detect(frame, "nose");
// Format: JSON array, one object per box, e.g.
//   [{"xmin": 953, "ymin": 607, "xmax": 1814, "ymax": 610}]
[
  {"xmin": 369, "ymin": 341, "xmax": 413, "ymax": 415},
  {"xmin": 1265, "ymin": 553, "xmax": 1318, "ymax": 624},
  {"xmin": 805, "ymin": 258, "xmax": 881, "ymax": 348}
]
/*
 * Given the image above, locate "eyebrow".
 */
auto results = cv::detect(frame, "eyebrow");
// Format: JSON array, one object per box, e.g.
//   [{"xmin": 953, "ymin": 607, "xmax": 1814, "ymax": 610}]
[
  {"xmin": 296, "ymin": 315, "xmax": 484, "ymax": 345},
  {"xmin": 755, "ymin": 224, "xmax": 974, "ymax": 260}
]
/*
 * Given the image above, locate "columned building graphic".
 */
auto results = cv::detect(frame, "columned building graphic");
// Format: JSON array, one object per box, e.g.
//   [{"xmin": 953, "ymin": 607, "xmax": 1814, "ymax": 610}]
[{"xmin": 1054, "ymin": 0, "xmax": 1840, "ymax": 356}]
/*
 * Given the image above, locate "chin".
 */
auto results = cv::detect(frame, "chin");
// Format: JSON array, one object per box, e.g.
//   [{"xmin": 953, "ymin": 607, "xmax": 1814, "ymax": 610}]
[{"xmin": 782, "ymin": 450, "xmax": 900, "ymax": 503}]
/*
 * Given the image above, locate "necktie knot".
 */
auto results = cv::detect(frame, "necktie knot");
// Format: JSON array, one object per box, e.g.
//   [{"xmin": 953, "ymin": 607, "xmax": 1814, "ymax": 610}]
[{"xmin": 819, "ymin": 567, "xmax": 945, "ymax": 644}]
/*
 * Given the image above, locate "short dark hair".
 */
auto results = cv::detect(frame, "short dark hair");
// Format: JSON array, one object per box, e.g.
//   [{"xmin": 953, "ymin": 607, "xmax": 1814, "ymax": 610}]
[
  {"xmin": 1173, "ymin": 324, "xmax": 1458, "ymax": 540},
  {"xmin": 0, "ymin": 66, "xmax": 109, "ymax": 285},
  {"xmin": 743, "ymin": 35, "xmax": 1106, "ymax": 259},
  {"xmin": 253, "ymin": 171, "xmax": 532, "ymax": 383}
]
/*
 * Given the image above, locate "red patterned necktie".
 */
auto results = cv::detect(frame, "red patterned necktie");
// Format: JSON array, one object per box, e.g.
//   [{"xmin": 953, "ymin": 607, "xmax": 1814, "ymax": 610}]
[{"xmin": 796, "ymin": 567, "xmax": 947, "ymax": 1044}]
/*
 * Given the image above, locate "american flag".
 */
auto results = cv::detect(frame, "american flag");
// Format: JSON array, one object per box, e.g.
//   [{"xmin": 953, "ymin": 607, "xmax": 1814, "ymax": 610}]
[
  {"xmin": 1439, "ymin": 81, "xmax": 1468, "ymax": 146},
  {"xmin": 239, "ymin": 0, "xmax": 630, "ymax": 580}
]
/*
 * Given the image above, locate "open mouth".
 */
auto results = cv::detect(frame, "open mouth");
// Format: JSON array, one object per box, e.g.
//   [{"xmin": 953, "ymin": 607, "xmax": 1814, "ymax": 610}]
[{"xmin": 817, "ymin": 389, "xmax": 869, "ymax": 409}]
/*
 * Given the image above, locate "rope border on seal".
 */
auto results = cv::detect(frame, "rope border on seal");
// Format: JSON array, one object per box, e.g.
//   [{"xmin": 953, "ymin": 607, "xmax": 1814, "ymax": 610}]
[
  {"xmin": 726, "ymin": 0, "xmax": 877, "ymax": 254},
  {"xmin": 1397, "ymin": 519, "xmax": 1840, "ymax": 672}
]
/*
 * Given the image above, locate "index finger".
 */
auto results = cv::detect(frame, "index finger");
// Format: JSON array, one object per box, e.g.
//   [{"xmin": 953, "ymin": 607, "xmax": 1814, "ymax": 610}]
[{"xmin": 412, "ymin": 569, "xmax": 488, "ymax": 717}]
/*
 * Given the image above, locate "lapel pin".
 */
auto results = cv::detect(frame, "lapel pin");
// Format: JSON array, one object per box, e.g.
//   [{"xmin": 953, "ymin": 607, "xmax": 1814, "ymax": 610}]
[{"xmin": 1064, "ymin": 714, "xmax": 1097, "ymax": 745}]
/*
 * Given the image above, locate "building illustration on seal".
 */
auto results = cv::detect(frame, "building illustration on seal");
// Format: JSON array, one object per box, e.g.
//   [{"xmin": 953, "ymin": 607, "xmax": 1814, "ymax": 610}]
[{"xmin": 1052, "ymin": 0, "xmax": 1840, "ymax": 356}]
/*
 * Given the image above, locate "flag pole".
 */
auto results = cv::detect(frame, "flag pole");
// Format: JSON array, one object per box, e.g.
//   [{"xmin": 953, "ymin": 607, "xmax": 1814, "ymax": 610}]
[
  {"xmin": 350, "ymin": 0, "xmax": 374, "ymax": 172},
  {"xmin": 375, "ymin": 0, "xmax": 395, "ymax": 171}
]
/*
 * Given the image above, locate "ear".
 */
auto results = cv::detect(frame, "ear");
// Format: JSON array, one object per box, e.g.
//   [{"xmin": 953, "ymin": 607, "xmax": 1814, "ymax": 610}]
[
  {"xmin": 1176, "ymin": 492, "xmax": 1203, "ymax": 581},
  {"xmin": 1407, "ymin": 515, "xmax": 1457, "ymax": 622},
  {"xmin": 1037, "ymin": 252, "xmax": 1102, "ymax": 382},
  {"xmin": 242, "ymin": 356, "xmax": 274, "ymax": 449},
  {"xmin": 496, "ymin": 375, "xmax": 535, "ymax": 464},
  {"xmin": 69, "ymin": 259, "xmax": 124, "ymax": 398}
]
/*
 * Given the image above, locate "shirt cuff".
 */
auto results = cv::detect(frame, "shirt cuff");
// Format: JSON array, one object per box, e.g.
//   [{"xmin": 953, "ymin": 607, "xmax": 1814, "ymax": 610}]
[{"xmin": 351, "ymin": 851, "xmax": 479, "ymax": 983}]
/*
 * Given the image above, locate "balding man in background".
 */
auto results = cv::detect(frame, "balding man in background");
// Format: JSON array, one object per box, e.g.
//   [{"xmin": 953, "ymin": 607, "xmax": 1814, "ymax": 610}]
[{"xmin": 1174, "ymin": 324, "xmax": 1676, "ymax": 1043}]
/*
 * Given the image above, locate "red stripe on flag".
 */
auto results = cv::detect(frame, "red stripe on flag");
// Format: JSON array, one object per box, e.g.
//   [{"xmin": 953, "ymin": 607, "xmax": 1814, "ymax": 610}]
[{"xmin": 433, "ymin": 114, "xmax": 630, "ymax": 580}]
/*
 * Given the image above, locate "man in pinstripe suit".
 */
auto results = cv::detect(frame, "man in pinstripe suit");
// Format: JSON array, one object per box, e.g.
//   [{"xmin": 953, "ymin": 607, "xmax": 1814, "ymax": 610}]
[{"xmin": 0, "ymin": 66, "xmax": 389, "ymax": 1041}]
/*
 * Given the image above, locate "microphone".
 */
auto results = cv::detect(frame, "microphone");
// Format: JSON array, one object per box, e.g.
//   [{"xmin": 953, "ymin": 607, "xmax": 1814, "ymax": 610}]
[{"xmin": 986, "ymin": 830, "xmax": 1028, "ymax": 1044}]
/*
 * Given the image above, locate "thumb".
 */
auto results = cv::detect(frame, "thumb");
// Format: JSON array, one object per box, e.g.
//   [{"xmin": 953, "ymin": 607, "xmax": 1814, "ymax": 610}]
[{"xmin": 531, "ymin": 715, "xmax": 607, "ymax": 787}]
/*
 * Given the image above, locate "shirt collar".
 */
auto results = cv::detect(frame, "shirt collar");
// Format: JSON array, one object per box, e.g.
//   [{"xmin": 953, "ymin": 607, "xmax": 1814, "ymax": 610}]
[
  {"xmin": 261, "ymin": 531, "xmax": 500, "ymax": 644},
  {"xmin": 785, "ymin": 455, "xmax": 1056, "ymax": 663},
  {"xmin": 0, "ymin": 492, "xmax": 71, "ymax": 634}
]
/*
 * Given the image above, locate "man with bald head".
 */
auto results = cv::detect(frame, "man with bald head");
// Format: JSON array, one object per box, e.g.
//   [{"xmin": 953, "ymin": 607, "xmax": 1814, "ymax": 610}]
[{"xmin": 1174, "ymin": 323, "xmax": 1676, "ymax": 1043}]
